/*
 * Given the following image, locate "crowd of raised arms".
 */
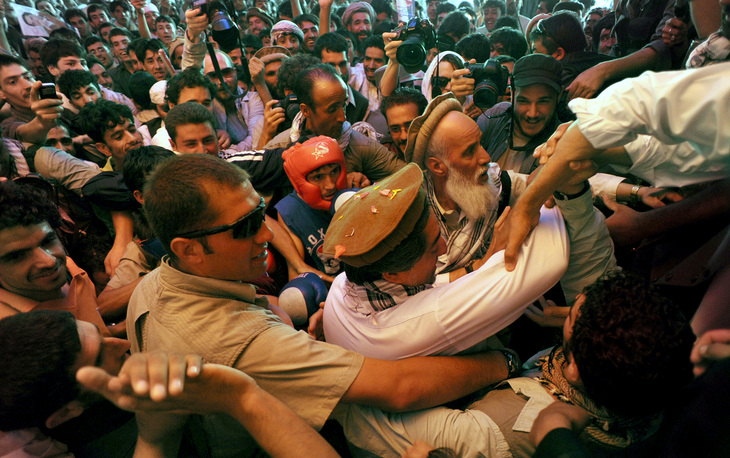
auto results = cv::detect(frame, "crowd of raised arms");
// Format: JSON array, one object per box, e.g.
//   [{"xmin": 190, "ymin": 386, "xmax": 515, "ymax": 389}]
[{"xmin": 0, "ymin": 0, "xmax": 728, "ymax": 456}]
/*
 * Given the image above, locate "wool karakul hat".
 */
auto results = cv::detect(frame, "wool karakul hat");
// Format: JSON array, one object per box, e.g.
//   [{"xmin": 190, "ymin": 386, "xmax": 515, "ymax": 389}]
[
  {"xmin": 403, "ymin": 92, "xmax": 463, "ymax": 170},
  {"xmin": 323, "ymin": 163, "xmax": 426, "ymax": 268},
  {"xmin": 246, "ymin": 7, "xmax": 274, "ymax": 27},
  {"xmin": 253, "ymin": 45, "xmax": 291, "ymax": 63}
]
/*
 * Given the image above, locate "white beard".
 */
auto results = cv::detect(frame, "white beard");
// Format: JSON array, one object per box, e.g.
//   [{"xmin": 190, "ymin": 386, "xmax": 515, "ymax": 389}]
[{"xmin": 444, "ymin": 162, "xmax": 501, "ymax": 221}]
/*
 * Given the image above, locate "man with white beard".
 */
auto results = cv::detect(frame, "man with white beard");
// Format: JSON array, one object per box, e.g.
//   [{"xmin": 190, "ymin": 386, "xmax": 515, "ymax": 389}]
[{"xmin": 321, "ymin": 113, "xmax": 616, "ymax": 360}]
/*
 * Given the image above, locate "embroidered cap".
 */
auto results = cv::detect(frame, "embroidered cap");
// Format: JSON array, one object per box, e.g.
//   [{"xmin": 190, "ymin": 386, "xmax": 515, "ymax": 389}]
[{"xmin": 323, "ymin": 163, "xmax": 426, "ymax": 267}]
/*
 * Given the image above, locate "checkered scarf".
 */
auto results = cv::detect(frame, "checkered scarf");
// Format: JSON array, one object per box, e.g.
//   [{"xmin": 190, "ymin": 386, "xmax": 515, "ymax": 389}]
[
  {"xmin": 344, "ymin": 277, "xmax": 432, "ymax": 312},
  {"xmin": 538, "ymin": 347, "xmax": 662, "ymax": 448}
]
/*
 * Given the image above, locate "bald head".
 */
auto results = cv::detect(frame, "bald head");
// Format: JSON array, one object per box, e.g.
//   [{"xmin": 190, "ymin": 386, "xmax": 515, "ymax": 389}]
[
  {"xmin": 428, "ymin": 111, "xmax": 475, "ymax": 163},
  {"xmin": 204, "ymin": 51, "xmax": 237, "ymax": 100},
  {"xmin": 203, "ymin": 51, "xmax": 234, "ymax": 74}
]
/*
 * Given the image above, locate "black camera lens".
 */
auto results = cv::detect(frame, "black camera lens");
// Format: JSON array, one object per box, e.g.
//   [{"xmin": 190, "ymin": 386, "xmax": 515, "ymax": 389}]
[
  {"xmin": 397, "ymin": 38, "xmax": 427, "ymax": 73},
  {"xmin": 473, "ymin": 80, "xmax": 500, "ymax": 108}
]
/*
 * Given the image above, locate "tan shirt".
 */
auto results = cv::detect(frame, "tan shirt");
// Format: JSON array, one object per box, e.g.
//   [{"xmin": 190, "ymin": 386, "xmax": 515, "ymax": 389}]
[{"xmin": 128, "ymin": 258, "xmax": 364, "ymax": 456}]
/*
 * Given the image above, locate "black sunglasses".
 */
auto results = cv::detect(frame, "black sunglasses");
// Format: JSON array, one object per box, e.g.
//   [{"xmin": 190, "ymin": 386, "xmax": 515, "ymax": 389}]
[
  {"xmin": 174, "ymin": 197, "xmax": 266, "ymax": 240},
  {"xmin": 431, "ymin": 76, "xmax": 450, "ymax": 88},
  {"xmin": 536, "ymin": 19, "xmax": 556, "ymax": 43}
]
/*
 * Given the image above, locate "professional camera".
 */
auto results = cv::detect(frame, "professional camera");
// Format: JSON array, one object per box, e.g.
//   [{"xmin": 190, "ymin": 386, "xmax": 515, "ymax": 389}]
[
  {"xmin": 466, "ymin": 59, "xmax": 509, "ymax": 109},
  {"xmin": 192, "ymin": 0, "xmax": 239, "ymax": 51},
  {"xmin": 274, "ymin": 94, "xmax": 301, "ymax": 132},
  {"xmin": 393, "ymin": 18, "xmax": 436, "ymax": 74}
]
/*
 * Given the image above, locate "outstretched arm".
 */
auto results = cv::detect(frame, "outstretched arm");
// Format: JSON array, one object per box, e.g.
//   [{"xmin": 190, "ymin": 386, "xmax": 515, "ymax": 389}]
[
  {"xmin": 77, "ymin": 352, "xmax": 339, "ymax": 458},
  {"xmin": 342, "ymin": 351, "xmax": 509, "ymax": 412}
]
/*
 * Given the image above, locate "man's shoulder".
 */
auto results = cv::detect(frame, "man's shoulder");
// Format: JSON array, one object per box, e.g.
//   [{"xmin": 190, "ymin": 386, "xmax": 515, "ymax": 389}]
[
  {"xmin": 477, "ymin": 102, "xmax": 512, "ymax": 130},
  {"xmin": 265, "ymin": 128, "xmax": 294, "ymax": 149}
]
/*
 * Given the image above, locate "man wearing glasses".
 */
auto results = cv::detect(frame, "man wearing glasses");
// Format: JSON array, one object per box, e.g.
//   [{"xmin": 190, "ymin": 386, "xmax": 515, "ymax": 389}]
[{"xmin": 126, "ymin": 153, "xmax": 516, "ymax": 455}]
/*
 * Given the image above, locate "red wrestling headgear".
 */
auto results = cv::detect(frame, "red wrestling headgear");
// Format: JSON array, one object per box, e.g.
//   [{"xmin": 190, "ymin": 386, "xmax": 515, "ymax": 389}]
[{"xmin": 283, "ymin": 136, "xmax": 348, "ymax": 211}]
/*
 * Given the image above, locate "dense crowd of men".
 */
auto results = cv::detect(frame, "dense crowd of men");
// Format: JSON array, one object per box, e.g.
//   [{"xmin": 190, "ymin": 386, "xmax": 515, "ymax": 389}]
[{"xmin": 0, "ymin": 0, "xmax": 729, "ymax": 456}]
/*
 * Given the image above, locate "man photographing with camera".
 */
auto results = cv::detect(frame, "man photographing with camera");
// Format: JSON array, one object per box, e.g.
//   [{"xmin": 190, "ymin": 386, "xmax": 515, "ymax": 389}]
[
  {"xmin": 0, "ymin": 55, "xmax": 63, "ymax": 144},
  {"xmin": 458, "ymin": 54, "xmax": 564, "ymax": 174},
  {"xmin": 181, "ymin": 2, "xmax": 264, "ymax": 151}
]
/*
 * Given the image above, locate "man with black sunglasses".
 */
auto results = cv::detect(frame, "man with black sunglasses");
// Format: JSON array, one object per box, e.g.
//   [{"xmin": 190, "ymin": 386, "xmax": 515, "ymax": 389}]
[{"xmin": 127, "ymin": 153, "xmax": 516, "ymax": 456}]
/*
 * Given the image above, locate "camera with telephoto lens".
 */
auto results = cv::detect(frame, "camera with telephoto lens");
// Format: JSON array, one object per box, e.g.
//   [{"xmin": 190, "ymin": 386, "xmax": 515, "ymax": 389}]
[
  {"xmin": 274, "ymin": 94, "xmax": 300, "ymax": 132},
  {"xmin": 192, "ymin": 0, "xmax": 239, "ymax": 51},
  {"xmin": 466, "ymin": 59, "xmax": 509, "ymax": 109},
  {"xmin": 393, "ymin": 18, "xmax": 436, "ymax": 74}
]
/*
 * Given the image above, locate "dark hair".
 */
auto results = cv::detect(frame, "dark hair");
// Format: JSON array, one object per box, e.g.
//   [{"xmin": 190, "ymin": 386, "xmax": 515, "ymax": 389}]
[
  {"xmin": 361, "ymin": 34, "xmax": 386, "ymax": 56},
  {"xmin": 63, "ymin": 7, "xmax": 87, "ymax": 24},
  {"xmin": 78, "ymin": 99, "xmax": 134, "ymax": 143},
  {"xmin": 565, "ymin": 272, "xmax": 695, "ymax": 417},
  {"xmin": 98, "ymin": 21, "xmax": 116, "ymax": 33},
  {"xmin": 373, "ymin": 20, "xmax": 397, "ymax": 36},
  {"xmin": 48, "ymin": 27, "xmax": 82, "ymax": 44},
  {"xmin": 0, "ymin": 54, "xmax": 28, "ymax": 77},
  {"xmin": 143, "ymin": 154, "xmax": 250, "ymax": 256},
  {"xmin": 540, "ymin": 0, "xmax": 561, "ymax": 14},
  {"xmin": 314, "ymin": 32, "xmax": 349, "ymax": 60},
  {"xmin": 0, "ymin": 139, "xmax": 17, "ymax": 179},
  {"xmin": 108, "ymin": 27, "xmax": 134, "ymax": 42},
  {"xmin": 109, "ymin": 0, "xmax": 131, "ymax": 13},
  {"xmin": 277, "ymin": 53, "xmax": 321, "ymax": 94},
  {"xmin": 294, "ymin": 64, "xmax": 342, "ymax": 110},
  {"xmin": 155, "ymin": 15, "xmax": 176, "ymax": 27},
  {"xmin": 165, "ymin": 68, "xmax": 216, "ymax": 105},
  {"xmin": 57, "ymin": 69, "xmax": 100, "ymax": 99},
  {"xmin": 344, "ymin": 200, "xmax": 431, "ymax": 284},
  {"xmin": 84, "ymin": 35, "xmax": 107, "ymax": 50},
  {"xmin": 490, "ymin": 27, "xmax": 528, "ymax": 58},
  {"xmin": 530, "ymin": 11, "xmax": 586, "ymax": 55},
  {"xmin": 455, "ymin": 33, "xmax": 491, "ymax": 62},
  {"xmin": 128, "ymin": 71, "xmax": 158, "ymax": 110},
  {"xmin": 483, "ymin": 0, "xmax": 506, "ymax": 15},
  {"xmin": 553, "ymin": 1, "xmax": 584, "ymax": 14},
  {"xmin": 165, "ymin": 102, "xmax": 216, "ymax": 143},
  {"xmin": 86, "ymin": 55, "xmax": 105, "ymax": 69},
  {"xmin": 277, "ymin": 0, "xmax": 293, "ymax": 19},
  {"xmin": 40, "ymin": 39, "xmax": 87, "ymax": 69},
  {"xmin": 436, "ymin": 2, "xmax": 457, "ymax": 16},
  {"xmin": 0, "ymin": 179, "xmax": 61, "ymax": 231},
  {"xmin": 438, "ymin": 11, "xmax": 470, "ymax": 40},
  {"xmin": 294, "ymin": 14, "xmax": 319, "ymax": 29},
  {"xmin": 380, "ymin": 87, "xmax": 428, "ymax": 118},
  {"xmin": 133, "ymin": 39, "xmax": 167, "ymax": 65},
  {"xmin": 370, "ymin": 0, "xmax": 395, "ymax": 19},
  {"xmin": 241, "ymin": 33, "xmax": 263, "ymax": 50},
  {"xmin": 123, "ymin": 146, "xmax": 175, "ymax": 193},
  {"xmin": 87, "ymin": 3, "xmax": 110, "ymax": 18},
  {"xmin": 0, "ymin": 311, "xmax": 82, "ymax": 431},
  {"xmin": 25, "ymin": 37, "xmax": 47, "ymax": 55},
  {"xmin": 494, "ymin": 15, "xmax": 520, "ymax": 30}
]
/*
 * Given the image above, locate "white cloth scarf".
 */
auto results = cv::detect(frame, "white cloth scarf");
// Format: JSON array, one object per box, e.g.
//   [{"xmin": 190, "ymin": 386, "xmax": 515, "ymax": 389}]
[{"xmin": 687, "ymin": 31, "xmax": 730, "ymax": 68}]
